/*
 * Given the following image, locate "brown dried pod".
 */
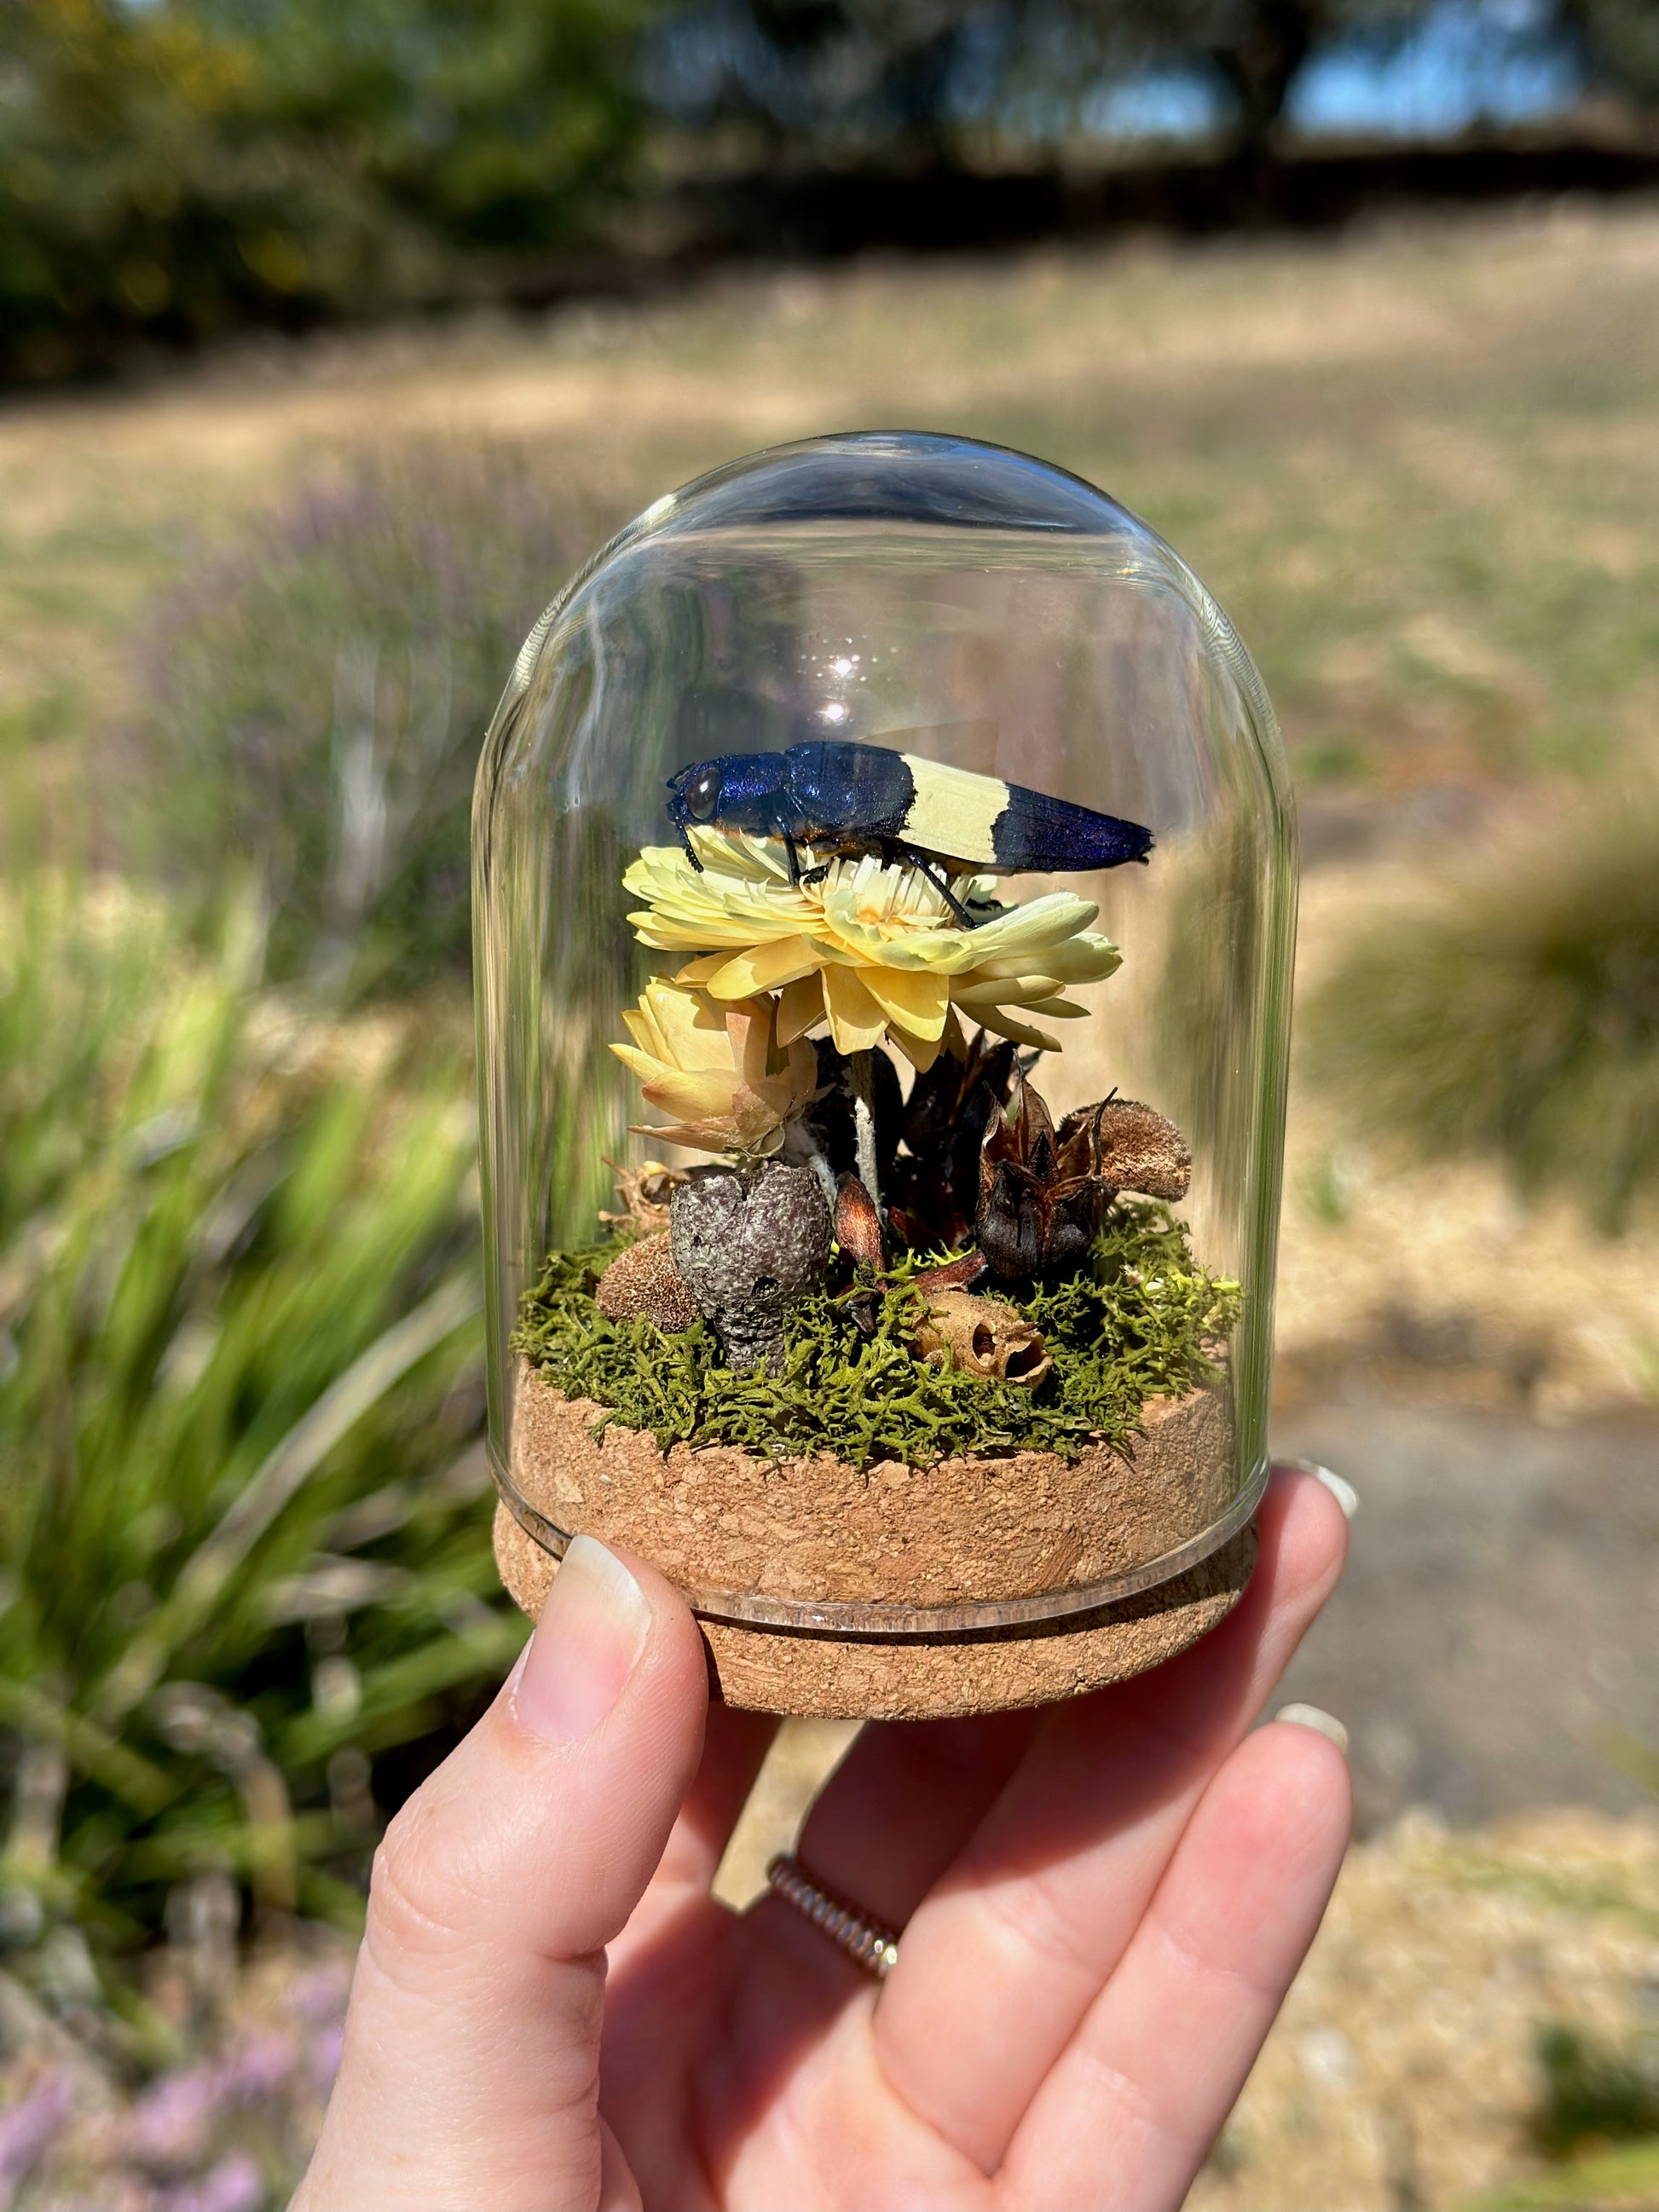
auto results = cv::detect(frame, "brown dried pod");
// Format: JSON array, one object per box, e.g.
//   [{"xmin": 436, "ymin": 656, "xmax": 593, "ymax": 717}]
[
  {"xmin": 1056, "ymin": 1100, "xmax": 1193, "ymax": 1203},
  {"xmin": 890, "ymin": 1031, "xmax": 1020, "ymax": 1249},
  {"xmin": 912, "ymin": 1290, "xmax": 1052, "ymax": 1388},
  {"xmin": 910, "ymin": 1250, "xmax": 988, "ymax": 1297},
  {"xmin": 977, "ymin": 1079, "xmax": 1103, "ymax": 1279},
  {"xmin": 594, "ymin": 1231, "xmax": 698, "ymax": 1332},
  {"xmin": 835, "ymin": 1173, "xmax": 886, "ymax": 1272},
  {"xmin": 598, "ymin": 1158, "xmax": 685, "ymax": 1234}
]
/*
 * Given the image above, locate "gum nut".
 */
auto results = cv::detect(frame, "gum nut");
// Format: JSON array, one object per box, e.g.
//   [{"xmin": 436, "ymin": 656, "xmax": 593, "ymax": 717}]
[
  {"xmin": 670, "ymin": 1161, "xmax": 831, "ymax": 1321},
  {"xmin": 594, "ymin": 1232, "xmax": 698, "ymax": 1331},
  {"xmin": 912, "ymin": 1290, "xmax": 1053, "ymax": 1387}
]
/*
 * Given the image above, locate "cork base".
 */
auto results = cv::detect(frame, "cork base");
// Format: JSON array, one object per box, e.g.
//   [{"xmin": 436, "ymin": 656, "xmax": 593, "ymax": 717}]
[
  {"xmin": 498, "ymin": 1359, "xmax": 1251, "ymax": 1717},
  {"xmin": 494, "ymin": 1502, "xmax": 1256, "ymax": 1718},
  {"xmin": 508, "ymin": 1359, "xmax": 1236, "ymax": 1611}
]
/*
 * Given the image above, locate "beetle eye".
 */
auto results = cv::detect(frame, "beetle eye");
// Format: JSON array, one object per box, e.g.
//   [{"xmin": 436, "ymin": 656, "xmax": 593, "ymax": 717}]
[{"xmin": 686, "ymin": 766, "xmax": 721, "ymax": 822}]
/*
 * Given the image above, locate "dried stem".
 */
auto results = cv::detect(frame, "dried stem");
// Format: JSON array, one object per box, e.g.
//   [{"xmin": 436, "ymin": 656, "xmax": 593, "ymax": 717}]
[
  {"xmin": 782, "ymin": 1115, "xmax": 838, "ymax": 1215},
  {"xmin": 848, "ymin": 1050, "xmax": 882, "ymax": 1219}
]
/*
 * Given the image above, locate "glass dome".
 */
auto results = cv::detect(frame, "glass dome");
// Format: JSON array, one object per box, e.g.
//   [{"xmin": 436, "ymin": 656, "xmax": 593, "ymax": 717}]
[{"xmin": 472, "ymin": 430, "xmax": 1296, "ymax": 1712}]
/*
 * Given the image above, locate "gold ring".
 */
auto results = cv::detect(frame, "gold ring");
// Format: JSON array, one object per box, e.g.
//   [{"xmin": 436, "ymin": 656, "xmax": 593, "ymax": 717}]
[{"xmin": 766, "ymin": 1853, "xmax": 900, "ymax": 1980}]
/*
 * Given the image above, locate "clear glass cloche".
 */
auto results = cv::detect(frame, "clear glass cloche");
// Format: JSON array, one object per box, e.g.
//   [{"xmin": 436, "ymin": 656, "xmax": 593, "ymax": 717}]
[{"xmin": 472, "ymin": 430, "xmax": 1295, "ymax": 1714}]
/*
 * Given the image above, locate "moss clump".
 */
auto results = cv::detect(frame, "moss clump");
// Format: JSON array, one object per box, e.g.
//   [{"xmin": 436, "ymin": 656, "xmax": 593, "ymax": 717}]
[{"xmin": 511, "ymin": 1203, "xmax": 1240, "ymax": 1470}]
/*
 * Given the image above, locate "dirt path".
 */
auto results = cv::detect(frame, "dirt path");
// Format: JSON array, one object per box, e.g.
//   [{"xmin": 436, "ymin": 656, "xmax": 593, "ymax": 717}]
[{"xmin": 1275, "ymin": 1388, "xmax": 1659, "ymax": 1834}]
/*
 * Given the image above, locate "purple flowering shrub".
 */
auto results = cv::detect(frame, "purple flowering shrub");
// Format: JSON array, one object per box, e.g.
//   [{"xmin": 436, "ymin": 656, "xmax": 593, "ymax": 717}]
[{"xmin": 127, "ymin": 441, "xmax": 595, "ymax": 996}]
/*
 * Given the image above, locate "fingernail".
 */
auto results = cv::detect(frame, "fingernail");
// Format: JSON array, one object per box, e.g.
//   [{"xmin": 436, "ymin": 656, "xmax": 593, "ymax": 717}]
[
  {"xmin": 1274, "ymin": 1458, "xmax": 1358, "ymax": 1520},
  {"xmin": 512, "ymin": 1536, "xmax": 650, "ymax": 1746},
  {"xmin": 1275, "ymin": 1702, "xmax": 1350, "ymax": 1754},
  {"xmin": 1313, "ymin": 1466, "xmax": 1359, "ymax": 1521}
]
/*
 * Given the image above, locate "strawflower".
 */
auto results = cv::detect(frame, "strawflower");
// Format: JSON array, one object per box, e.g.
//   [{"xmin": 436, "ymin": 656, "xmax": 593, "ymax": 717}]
[
  {"xmin": 624, "ymin": 831, "xmax": 1120, "ymax": 1068},
  {"xmin": 610, "ymin": 977, "xmax": 818, "ymax": 1158}
]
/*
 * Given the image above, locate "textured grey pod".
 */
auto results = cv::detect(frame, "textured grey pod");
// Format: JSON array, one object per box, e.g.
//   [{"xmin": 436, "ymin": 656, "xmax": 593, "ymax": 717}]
[{"xmin": 669, "ymin": 1161, "xmax": 831, "ymax": 1375}]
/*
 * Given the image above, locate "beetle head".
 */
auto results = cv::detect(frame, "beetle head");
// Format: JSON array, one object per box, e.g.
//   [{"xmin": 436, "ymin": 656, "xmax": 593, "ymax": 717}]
[{"xmin": 665, "ymin": 758, "xmax": 725, "ymax": 869}]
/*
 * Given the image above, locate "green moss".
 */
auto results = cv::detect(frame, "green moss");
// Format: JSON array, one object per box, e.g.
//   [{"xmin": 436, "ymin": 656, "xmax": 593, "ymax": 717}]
[{"xmin": 510, "ymin": 1203, "xmax": 1240, "ymax": 1470}]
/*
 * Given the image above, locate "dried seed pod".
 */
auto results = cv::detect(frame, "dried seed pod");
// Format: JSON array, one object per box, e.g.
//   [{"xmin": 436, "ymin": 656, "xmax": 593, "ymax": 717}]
[
  {"xmin": 1056, "ymin": 1099, "xmax": 1192, "ymax": 1203},
  {"xmin": 912, "ymin": 1289, "xmax": 1052, "ymax": 1388},
  {"xmin": 977, "ymin": 1078, "xmax": 1102, "ymax": 1279},
  {"xmin": 670, "ymin": 1161, "xmax": 831, "ymax": 1375},
  {"xmin": 910, "ymin": 1250, "xmax": 988, "ymax": 1298},
  {"xmin": 835, "ymin": 1173, "xmax": 886, "ymax": 1272},
  {"xmin": 594, "ymin": 1232, "xmax": 697, "ymax": 1331},
  {"xmin": 598, "ymin": 1158, "xmax": 686, "ymax": 1233},
  {"xmin": 890, "ymin": 1031, "xmax": 1020, "ymax": 1250}
]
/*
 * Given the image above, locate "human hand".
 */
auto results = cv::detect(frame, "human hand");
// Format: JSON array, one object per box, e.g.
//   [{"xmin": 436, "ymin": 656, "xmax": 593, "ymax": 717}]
[{"xmin": 293, "ymin": 1466, "xmax": 1350, "ymax": 2211}]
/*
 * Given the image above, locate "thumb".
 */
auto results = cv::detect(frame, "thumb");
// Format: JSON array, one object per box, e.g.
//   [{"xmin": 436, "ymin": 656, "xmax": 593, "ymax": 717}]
[{"xmin": 293, "ymin": 1535, "xmax": 710, "ymax": 2212}]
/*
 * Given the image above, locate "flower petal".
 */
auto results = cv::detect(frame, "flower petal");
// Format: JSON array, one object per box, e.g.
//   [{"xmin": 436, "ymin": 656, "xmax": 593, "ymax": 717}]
[
  {"xmin": 974, "ymin": 1007, "xmax": 1063, "ymax": 1052},
  {"xmin": 886, "ymin": 1023, "xmax": 946, "ymax": 1073},
  {"xmin": 776, "ymin": 972, "xmax": 824, "ymax": 1045},
  {"xmin": 610, "ymin": 1042, "xmax": 662, "ymax": 1083},
  {"xmin": 705, "ymin": 937, "xmax": 825, "ymax": 998},
  {"xmin": 639, "ymin": 1068, "xmax": 742, "ymax": 1120},
  {"xmin": 670, "ymin": 952, "xmax": 727, "ymax": 985},
  {"xmin": 952, "ymin": 973, "xmax": 1065, "ymax": 1008},
  {"xmin": 822, "ymin": 966, "xmax": 889, "ymax": 1054},
  {"xmin": 858, "ymin": 964, "xmax": 950, "ymax": 1042}
]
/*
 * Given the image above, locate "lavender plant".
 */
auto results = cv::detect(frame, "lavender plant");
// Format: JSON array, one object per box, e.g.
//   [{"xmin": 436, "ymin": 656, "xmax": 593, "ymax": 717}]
[{"xmin": 124, "ymin": 441, "xmax": 594, "ymax": 997}]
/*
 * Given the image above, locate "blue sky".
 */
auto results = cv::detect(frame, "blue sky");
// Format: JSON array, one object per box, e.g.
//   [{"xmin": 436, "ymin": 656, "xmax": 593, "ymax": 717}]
[{"xmin": 1085, "ymin": 0, "xmax": 1580, "ymax": 144}]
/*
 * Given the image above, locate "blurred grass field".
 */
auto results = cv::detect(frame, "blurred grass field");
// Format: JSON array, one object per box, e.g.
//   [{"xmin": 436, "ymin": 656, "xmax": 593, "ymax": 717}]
[
  {"xmin": 3, "ymin": 202, "xmax": 1658, "ymax": 2208},
  {"xmin": 6, "ymin": 201, "xmax": 1659, "ymax": 800},
  {"xmin": 5, "ymin": 198, "xmax": 1658, "ymax": 1403}
]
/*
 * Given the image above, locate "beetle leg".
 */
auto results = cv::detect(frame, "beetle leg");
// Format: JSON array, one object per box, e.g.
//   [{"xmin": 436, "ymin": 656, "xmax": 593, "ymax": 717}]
[
  {"xmin": 779, "ymin": 826, "xmax": 805, "ymax": 885},
  {"xmin": 893, "ymin": 844, "xmax": 979, "ymax": 927}
]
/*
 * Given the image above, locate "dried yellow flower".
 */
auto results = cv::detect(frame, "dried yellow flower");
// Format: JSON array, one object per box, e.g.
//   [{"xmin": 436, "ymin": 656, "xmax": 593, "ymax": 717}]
[
  {"xmin": 624, "ymin": 829, "xmax": 1121, "ymax": 1069},
  {"xmin": 610, "ymin": 979, "xmax": 818, "ymax": 1158}
]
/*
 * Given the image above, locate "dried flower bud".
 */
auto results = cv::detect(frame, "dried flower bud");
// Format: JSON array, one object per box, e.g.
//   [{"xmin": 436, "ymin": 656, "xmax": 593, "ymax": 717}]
[
  {"xmin": 977, "ymin": 1079, "xmax": 1101, "ymax": 1279},
  {"xmin": 913, "ymin": 1289, "xmax": 1052, "ymax": 1388},
  {"xmin": 594, "ymin": 1232, "xmax": 698, "ymax": 1331}
]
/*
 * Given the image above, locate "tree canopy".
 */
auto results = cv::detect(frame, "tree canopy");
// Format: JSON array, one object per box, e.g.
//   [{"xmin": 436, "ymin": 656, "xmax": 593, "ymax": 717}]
[{"xmin": 1, "ymin": 0, "xmax": 1651, "ymax": 377}]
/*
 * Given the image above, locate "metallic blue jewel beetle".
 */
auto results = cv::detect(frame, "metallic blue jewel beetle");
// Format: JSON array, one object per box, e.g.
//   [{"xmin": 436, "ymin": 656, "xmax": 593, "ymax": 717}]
[{"xmin": 666, "ymin": 741, "xmax": 1152, "ymax": 925}]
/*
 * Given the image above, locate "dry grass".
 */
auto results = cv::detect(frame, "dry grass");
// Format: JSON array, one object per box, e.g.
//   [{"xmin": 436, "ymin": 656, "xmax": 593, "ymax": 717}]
[
  {"xmin": 1278, "ymin": 844, "xmax": 1659, "ymax": 1422},
  {"xmin": 5, "ymin": 201, "xmax": 1659, "ymax": 800},
  {"xmin": 1193, "ymin": 1806, "xmax": 1659, "ymax": 2211}
]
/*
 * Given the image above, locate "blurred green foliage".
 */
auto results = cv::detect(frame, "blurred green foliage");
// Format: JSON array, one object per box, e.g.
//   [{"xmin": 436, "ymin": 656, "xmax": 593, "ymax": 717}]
[
  {"xmin": 0, "ymin": 0, "xmax": 656, "ymax": 378},
  {"xmin": 1304, "ymin": 794, "xmax": 1659, "ymax": 1233},
  {"xmin": 1531, "ymin": 2021, "xmax": 1659, "ymax": 2159},
  {"xmin": 0, "ymin": 877, "xmax": 523, "ymax": 1981},
  {"xmin": 129, "ymin": 440, "xmax": 589, "ymax": 998},
  {"xmin": 8, "ymin": 0, "xmax": 1658, "ymax": 380},
  {"xmin": 650, "ymin": 0, "xmax": 1440, "ymax": 162}
]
